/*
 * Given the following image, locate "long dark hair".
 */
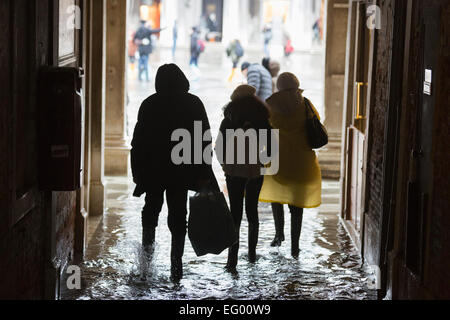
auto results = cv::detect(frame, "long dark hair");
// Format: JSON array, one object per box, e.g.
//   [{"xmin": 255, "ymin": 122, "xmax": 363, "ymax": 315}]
[{"xmin": 224, "ymin": 96, "xmax": 269, "ymax": 129}]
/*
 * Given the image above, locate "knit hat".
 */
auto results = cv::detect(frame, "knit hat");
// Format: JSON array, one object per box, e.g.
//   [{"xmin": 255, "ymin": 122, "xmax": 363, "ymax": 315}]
[
  {"xmin": 277, "ymin": 72, "xmax": 302, "ymax": 91},
  {"xmin": 241, "ymin": 62, "xmax": 251, "ymax": 71},
  {"xmin": 230, "ymin": 85, "xmax": 256, "ymax": 101}
]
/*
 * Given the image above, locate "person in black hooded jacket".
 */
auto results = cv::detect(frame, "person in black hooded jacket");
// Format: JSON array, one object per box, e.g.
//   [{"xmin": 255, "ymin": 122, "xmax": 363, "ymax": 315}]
[{"xmin": 131, "ymin": 64, "xmax": 214, "ymax": 282}]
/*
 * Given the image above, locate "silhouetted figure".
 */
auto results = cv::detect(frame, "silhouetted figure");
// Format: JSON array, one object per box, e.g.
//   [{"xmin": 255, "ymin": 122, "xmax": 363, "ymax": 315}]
[
  {"xmin": 131, "ymin": 64, "xmax": 213, "ymax": 282},
  {"xmin": 226, "ymin": 39, "xmax": 244, "ymax": 82},
  {"xmin": 190, "ymin": 27, "xmax": 201, "ymax": 68},
  {"xmin": 134, "ymin": 21, "xmax": 164, "ymax": 82},
  {"xmin": 241, "ymin": 62, "xmax": 273, "ymax": 101},
  {"xmin": 216, "ymin": 85, "xmax": 272, "ymax": 272},
  {"xmin": 259, "ymin": 73, "xmax": 322, "ymax": 258}
]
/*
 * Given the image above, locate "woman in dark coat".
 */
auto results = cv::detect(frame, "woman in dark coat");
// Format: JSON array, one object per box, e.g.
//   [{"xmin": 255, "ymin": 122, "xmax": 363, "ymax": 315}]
[
  {"xmin": 216, "ymin": 85, "xmax": 272, "ymax": 272},
  {"xmin": 131, "ymin": 64, "xmax": 213, "ymax": 282}
]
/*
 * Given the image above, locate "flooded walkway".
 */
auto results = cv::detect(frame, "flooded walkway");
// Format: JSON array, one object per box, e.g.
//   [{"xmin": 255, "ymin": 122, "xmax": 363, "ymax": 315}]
[
  {"xmin": 62, "ymin": 177, "xmax": 376, "ymax": 300},
  {"xmin": 61, "ymin": 47, "xmax": 376, "ymax": 300}
]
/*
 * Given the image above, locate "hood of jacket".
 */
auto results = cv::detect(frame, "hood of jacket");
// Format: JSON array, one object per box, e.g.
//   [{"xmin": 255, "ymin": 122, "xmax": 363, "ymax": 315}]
[
  {"xmin": 267, "ymin": 89, "xmax": 303, "ymax": 116},
  {"xmin": 223, "ymin": 96, "xmax": 268, "ymax": 129},
  {"xmin": 155, "ymin": 64, "xmax": 190, "ymax": 94},
  {"xmin": 267, "ymin": 89, "xmax": 319, "ymax": 119}
]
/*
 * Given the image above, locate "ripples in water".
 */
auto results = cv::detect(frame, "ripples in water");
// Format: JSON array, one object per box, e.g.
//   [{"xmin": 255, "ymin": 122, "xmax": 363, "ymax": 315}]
[{"xmin": 62, "ymin": 180, "xmax": 376, "ymax": 301}]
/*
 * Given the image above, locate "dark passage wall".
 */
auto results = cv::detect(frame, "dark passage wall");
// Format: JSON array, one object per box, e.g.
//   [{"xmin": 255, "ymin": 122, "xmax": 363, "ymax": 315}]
[
  {"xmin": 0, "ymin": 0, "xmax": 77, "ymax": 299},
  {"xmin": 387, "ymin": 0, "xmax": 450, "ymax": 299}
]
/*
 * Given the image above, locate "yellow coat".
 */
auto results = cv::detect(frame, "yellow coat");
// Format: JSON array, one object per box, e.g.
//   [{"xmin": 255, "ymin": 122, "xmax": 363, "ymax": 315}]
[{"xmin": 259, "ymin": 89, "xmax": 322, "ymax": 208}]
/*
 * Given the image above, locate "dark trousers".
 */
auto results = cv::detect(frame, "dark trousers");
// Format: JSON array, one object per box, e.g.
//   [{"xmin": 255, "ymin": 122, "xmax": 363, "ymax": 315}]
[
  {"xmin": 271, "ymin": 203, "xmax": 304, "ymax": 255},
  {"xmin": 142, "ymin": 187, "xmax": 188, "ymax": 269},
  {"xmin": 226, "ymin": 175, "xmax": 264, "ymax": 267},
  {"xmin": 142, "ymin": 187, "xmax": 188, "ymax": 235},
  {"xmin": 190, "ymin": 55, "xmax": 199, "ymax": 67}
]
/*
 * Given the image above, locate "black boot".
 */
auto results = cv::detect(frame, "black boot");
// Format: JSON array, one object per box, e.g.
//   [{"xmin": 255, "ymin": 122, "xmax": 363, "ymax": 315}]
[
  {"xmin": 142, "ymin": 227, "xmax": 156, "ymax": 256},
  {"xmin": 248, "ymin": 222, "xmax": 259, "ymax": 263},
  {"xmin": 170, "ymin": 234, "xmax": 185, "ymax": 283},
  {"xmin": 226, "ymin": 236, "xmax": 239, "ymax": 273},
  {"xmin": 290, "ymin": 207, "xmax": 304, "ymax": 259},
  {"xmin": 271, "ymin": 203, "xmax": 285, "ymax": 247}
]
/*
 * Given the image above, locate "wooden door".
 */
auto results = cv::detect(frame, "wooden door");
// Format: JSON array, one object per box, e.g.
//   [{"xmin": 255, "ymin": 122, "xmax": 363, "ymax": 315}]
[
  {"xmin": 345, "ymin": 0, "xmax": 372, "ymax": 234},
  {"xmin": 405, "ymin": 7, "xmax": 440, "ymax": 278}
]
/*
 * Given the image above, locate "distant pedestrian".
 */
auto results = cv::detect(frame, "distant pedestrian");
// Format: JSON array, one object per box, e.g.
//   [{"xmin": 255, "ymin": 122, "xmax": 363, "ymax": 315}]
[
  {"xmin": 129, "ymin": 30, "xmax": 138, "ymax": 64},
  {"xmin": 190, "ymin": 27, "xmax": 205, "ymax": 79},
  {"xmin": 128, "ymin": 30, "xmax": 138, "ymax": 74},
  {"xmin": 172, "ymin": 20, "xmax": 178, "ymax": 60},
  {"xmin": 313, "ymin": 19, "xmax": 321, "ymax": 44},
  {"xmin": 262, "ymin": 57, "xmax": 281, "ymax": 93},
  {"xmin": 259, "ymin": 73, "xmax": 322, "ymax": 258},
  {"xmin": 134, "ymin": 20, "xmax": 165, "ymax": 82},
  {"xmin": 241, "ymin": 62, "xmax": 273, "ymax": 101},
  {"xmin": 190, "ymin": 27, "xmax": 200, "ymax": 68},
  {"xmin": 216, "ymin": 85, "xmax": 272, "ymax": 272},
  {"xmin": 262, "ymin": 24, "xmax": 273, "ymax": 57},
  {"xmin": 226, "ymin": 39, "xmax": 245, "ymax": 82},
  {"xmin": 283, "ymin": 31, "xmax": 294, "ymax": 58},
  {"xmin": 131, "ymin": 64, "xmax": 214, "ymax": 282}
]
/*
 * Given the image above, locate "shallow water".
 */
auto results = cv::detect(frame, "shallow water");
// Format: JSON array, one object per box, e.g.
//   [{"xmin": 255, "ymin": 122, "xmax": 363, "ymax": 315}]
[
  {"xmin": 61, "ymin": 177, "xmax": 376, "ymax": 301},
  {"xmin": 62, "ymin": 47, "xmax": 376, "ymax": 300}
]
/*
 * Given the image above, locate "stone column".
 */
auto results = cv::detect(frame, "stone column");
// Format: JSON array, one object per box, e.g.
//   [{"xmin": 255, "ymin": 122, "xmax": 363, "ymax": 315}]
[
  {"xmin": 89, "ymin": 0, "xmax": 107, "ymax": 216},
  {"xmin": 222, "ymin": 0, "xmax": 240, "ymax": 45},
  {"xmin": 289, "ymin": 0, "xmax": 315, "ymax": 50},
  {"xmin": 105, "ymin": 0, "xmax": 130, "ymax": 176},
  {"xmin": 318, "ymin": 0, "xmax": 349, "ymax": 179},
  {"xmin": 160, "ymin": 0, "xmax": 178, "ymax": 47}
]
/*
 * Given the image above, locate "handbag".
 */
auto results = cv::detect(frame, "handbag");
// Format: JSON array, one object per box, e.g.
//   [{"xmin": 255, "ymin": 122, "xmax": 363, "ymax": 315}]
[
  {"xmin": 304, "ymin": 97, "xmax": 328, "ymax": 149},
  {"xmin": 188, "ymin": 186, "xmax": 238, "ymax": 257}
]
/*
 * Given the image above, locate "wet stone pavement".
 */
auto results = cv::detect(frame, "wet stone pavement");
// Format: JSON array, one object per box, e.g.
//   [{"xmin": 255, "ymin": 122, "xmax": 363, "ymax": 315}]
[
  {"xmin": 62, "ymin": 178, "xmax": 376, "ymax": 300},
  {"xmin": 61, "ymin": 46, "xmax": 377, "ymax": 300}
]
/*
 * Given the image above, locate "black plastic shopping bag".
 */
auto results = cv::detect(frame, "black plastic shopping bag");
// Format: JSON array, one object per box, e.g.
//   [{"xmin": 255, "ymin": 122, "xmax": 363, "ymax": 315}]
[{"xmin": 188, "ymin": 190, "xmax": 238, "ymax": 257}]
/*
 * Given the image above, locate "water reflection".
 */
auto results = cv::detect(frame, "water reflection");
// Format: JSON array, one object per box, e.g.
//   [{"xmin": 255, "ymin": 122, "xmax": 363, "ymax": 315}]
[{"xmin": 62, "ymin": 177, "xmax": 376, "ymax": 300}]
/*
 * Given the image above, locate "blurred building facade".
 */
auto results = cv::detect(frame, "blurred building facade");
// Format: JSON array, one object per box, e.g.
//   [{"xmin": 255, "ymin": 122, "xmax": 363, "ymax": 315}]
[{"xmin": 127, "ymin": 0, "xmax": 324, "ymax": 50}]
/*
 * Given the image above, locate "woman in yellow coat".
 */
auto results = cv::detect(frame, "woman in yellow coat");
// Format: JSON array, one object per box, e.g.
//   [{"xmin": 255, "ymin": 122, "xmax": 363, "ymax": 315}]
[{"xmin": 259, "ymin": 72, "xmax": 322, "ymax": 258}]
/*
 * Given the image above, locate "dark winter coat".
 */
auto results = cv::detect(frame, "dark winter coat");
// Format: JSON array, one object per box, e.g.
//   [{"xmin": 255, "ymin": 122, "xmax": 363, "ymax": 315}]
[
  {"xmin": 131, "ymin": 64, "xmax": 214, "ymax": 197},
  {"xmin": 246, "ymin": 64, "xmax": 273, "ymax": 101},
  {"xmin": 190, "ymin": 32, "xmax": 201, "ymax": 58},
  {"xmin": 134, "ymin": 26, "xmax": 163, "ymax": 56},
  {"xmin": 216, "ymin": 96, "xmax": 272, "ymax": 178}
]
